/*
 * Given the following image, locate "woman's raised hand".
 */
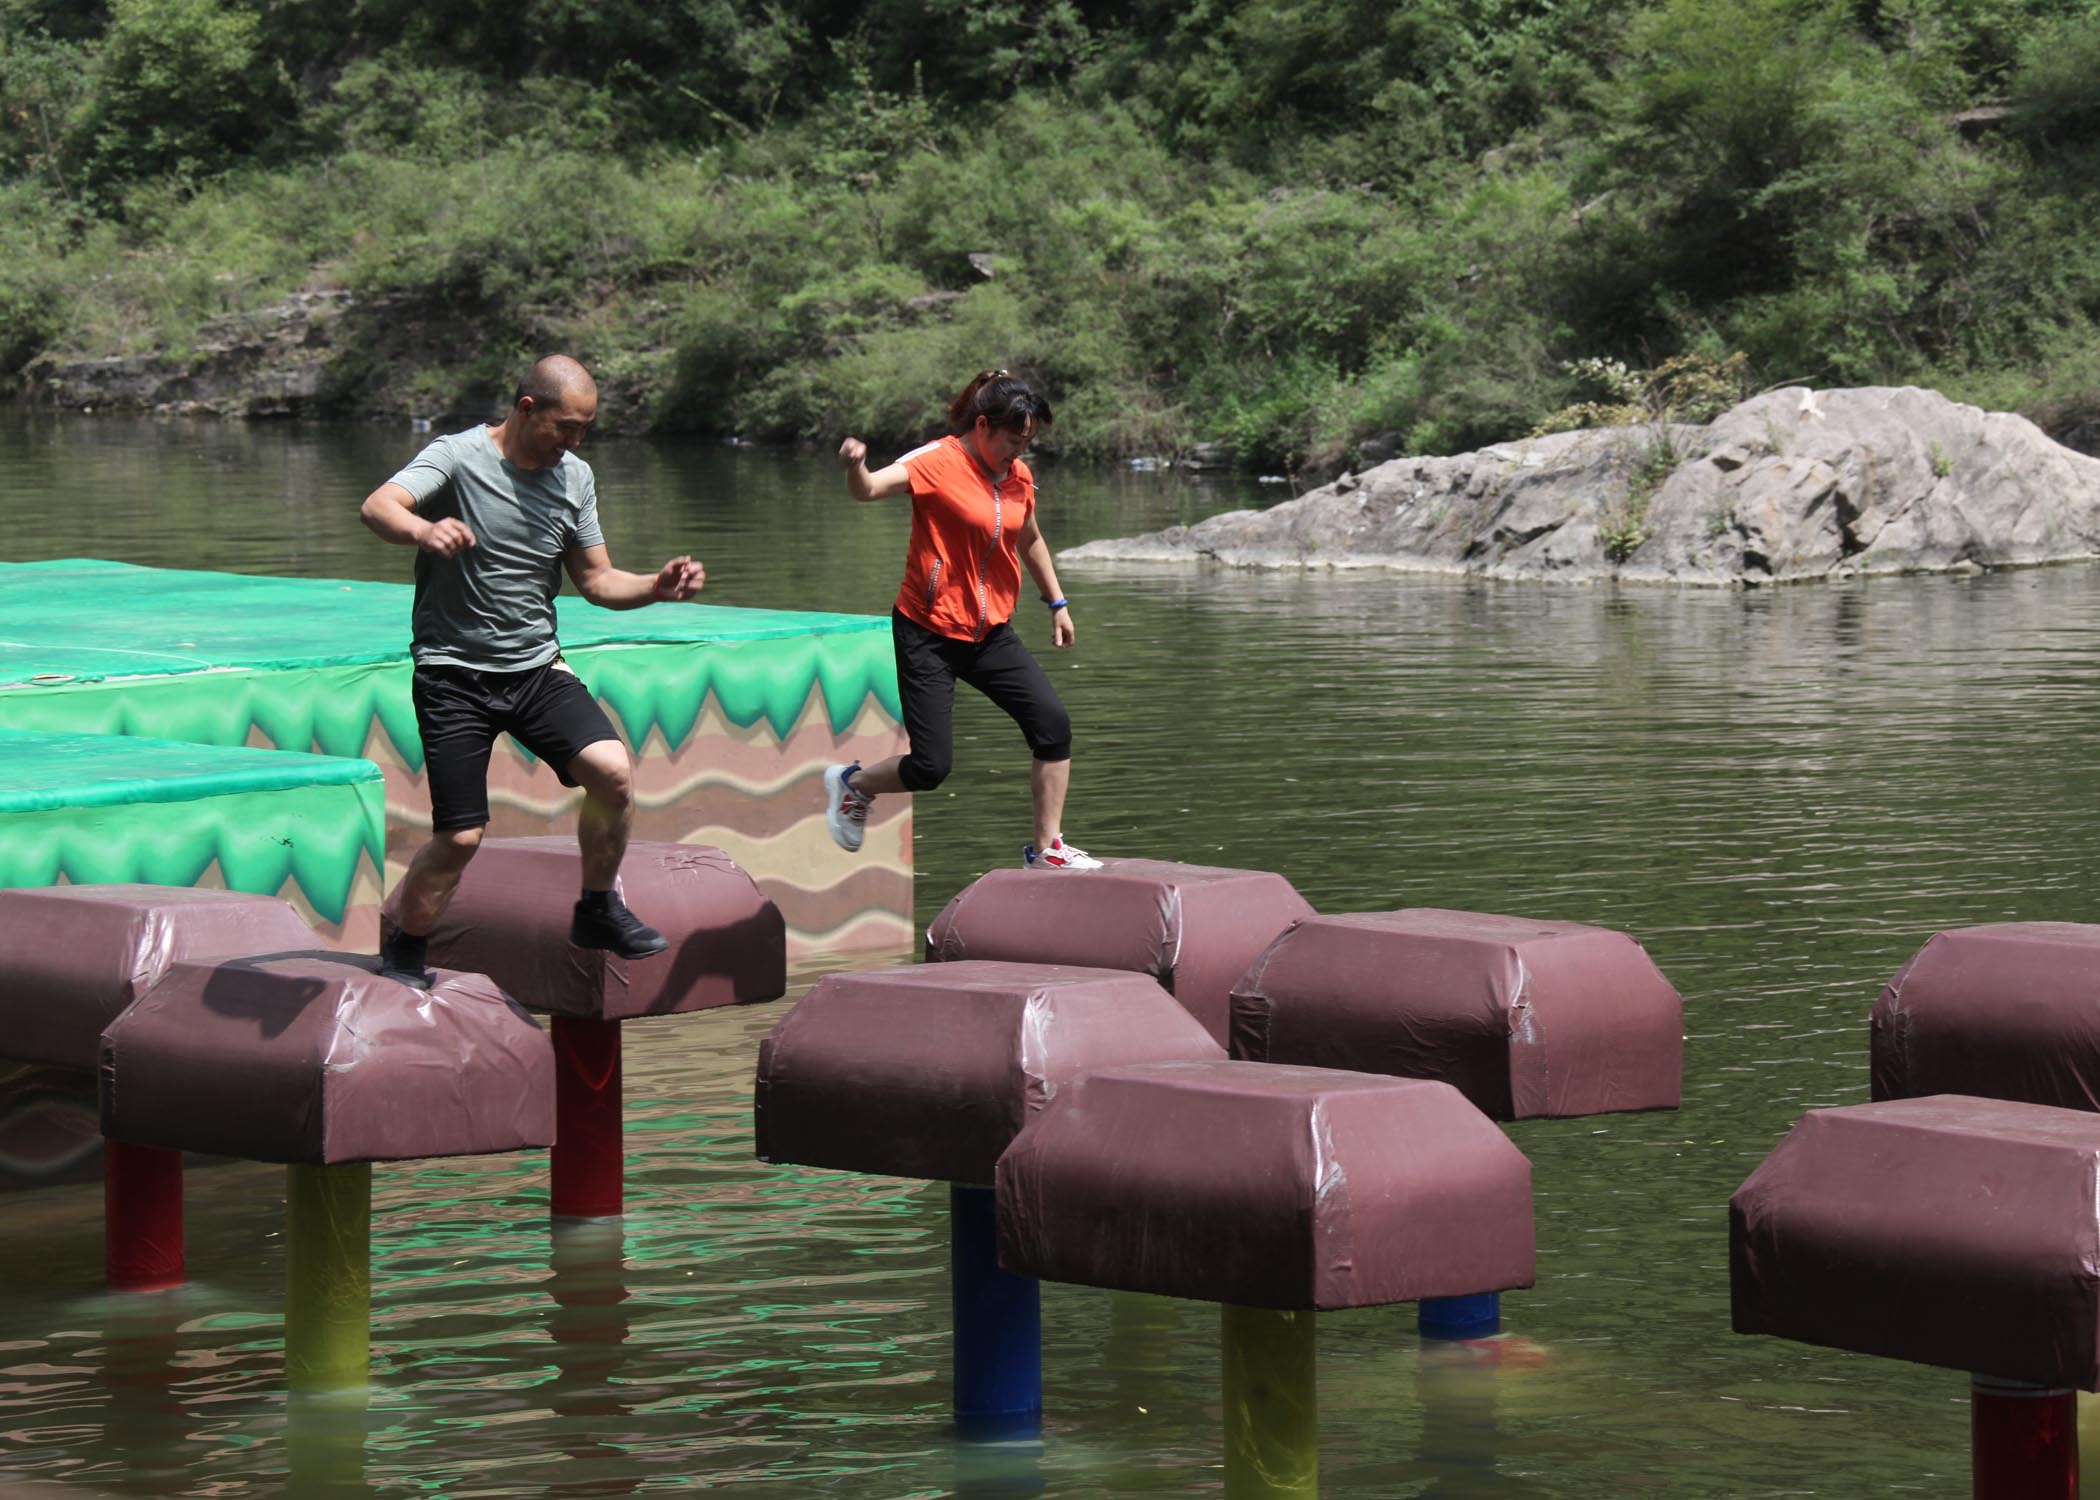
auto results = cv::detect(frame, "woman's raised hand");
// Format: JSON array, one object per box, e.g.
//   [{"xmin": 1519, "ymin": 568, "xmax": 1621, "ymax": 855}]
[{"xmin": 839, "ymin": 436, "xmax": 868, "ymax": 468}]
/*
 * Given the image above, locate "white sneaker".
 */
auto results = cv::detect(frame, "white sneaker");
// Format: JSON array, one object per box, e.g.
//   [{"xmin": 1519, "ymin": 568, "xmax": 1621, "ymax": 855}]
[
  {"xmin": 824, "ymin": 764, "xmax": 873, "ymax": 852},
  {"xmin": 1023, "ymin": 836, "xmax": 1103, "ymax": 870}
]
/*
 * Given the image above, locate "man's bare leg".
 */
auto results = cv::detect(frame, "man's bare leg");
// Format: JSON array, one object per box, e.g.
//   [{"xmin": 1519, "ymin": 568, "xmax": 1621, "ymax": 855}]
[
  {"xmin": 568, "ymin": 739, "xmax": 635, "ymax": 890},
  {"xmin": 380, "ymin": 826, "xmax": 484, "ymax": 987},
  {"xmin": 1031, "ymin": 758, "xmax": 1069, "ymax": 852},
  {"xmin": 566, "ymin": 739, "xmax": 666, "ymax": 956},
  {"xmin": 393, "ymin": 826, "xmax": 484, "ymax": 935}
]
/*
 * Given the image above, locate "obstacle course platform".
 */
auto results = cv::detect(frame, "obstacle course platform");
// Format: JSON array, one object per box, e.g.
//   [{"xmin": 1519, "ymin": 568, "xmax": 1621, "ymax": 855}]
[
  {"xmin": 1732, "ymin": 1094, "xmax": 2100, "ymax": 1389},
  {"xmin": 0, "ymin": 559, "xmax": 910, "ymax": 956},
  {"xmin": 0, "ymin": 726, "xmax": 384, "ymax": 931},
  {"xmin": 925, "ymin": 861, "xmax": 1314, "ymax": 1046},
  {"xmin": 755, "ymin": 960, "xmax": 1224, "ymax": 1185},
  {"xmin": 999, "ymin": 1059, "xmax": 1536, "ymax": 1309},
  {"xmin": 102, "ymin": 952, "xmax": 555, "ymax": 1164},
  {"xmin": 1873, "ymin": 922, "xmax": 2100, "ymax": 1111},
  {"xmin": 0, "ymin": 884, "xmax": 322, "ymax": 1072},
  {"xmin": 1231, "ymin": 909, "xmax": 1685, "ymax": 1119},
  {"xmin": 0, "ymin": 730, "xmax": 385, "ymax": 1189},
  {"xmin": 398, "ymin": 837, "xmax": 786, "ymax": 1020}
]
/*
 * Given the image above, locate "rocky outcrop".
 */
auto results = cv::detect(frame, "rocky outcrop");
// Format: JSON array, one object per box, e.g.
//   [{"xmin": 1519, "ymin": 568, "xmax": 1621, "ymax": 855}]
[
  {"xmin": 24, "ymin": 292, "xmax": 352, "ymax": 418},
  {"xmin": 1065, "ymin": 386, "xmax": 2100, "ymax": 585},
  {"xmin": 18, "ymin": 290, "xmax": 574, "ymax": 430}
]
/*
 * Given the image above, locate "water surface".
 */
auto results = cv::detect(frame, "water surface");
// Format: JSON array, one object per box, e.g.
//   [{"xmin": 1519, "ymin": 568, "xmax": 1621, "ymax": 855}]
[{"xmin": 2, "ymin": 408, "xmax": 2088, "ymax": 1496}]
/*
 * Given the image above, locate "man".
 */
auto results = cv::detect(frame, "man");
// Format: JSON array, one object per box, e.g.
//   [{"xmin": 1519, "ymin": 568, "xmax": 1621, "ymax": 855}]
[{"xmin": 359, "ymin": 354, "xmax": 705, "ymax": 988}]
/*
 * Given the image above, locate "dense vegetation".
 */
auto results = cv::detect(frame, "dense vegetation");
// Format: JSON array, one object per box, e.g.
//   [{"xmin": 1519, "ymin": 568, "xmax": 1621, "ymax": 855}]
[{"xmin": 5, "ymin": 0, "xmax": 2100, "ymax": 466}]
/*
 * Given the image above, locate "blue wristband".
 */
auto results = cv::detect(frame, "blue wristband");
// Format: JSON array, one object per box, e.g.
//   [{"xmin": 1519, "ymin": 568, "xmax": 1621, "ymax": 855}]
[{"xmin": 1043, "ymin": 596, "xmax": 1069, "ymax": 609}]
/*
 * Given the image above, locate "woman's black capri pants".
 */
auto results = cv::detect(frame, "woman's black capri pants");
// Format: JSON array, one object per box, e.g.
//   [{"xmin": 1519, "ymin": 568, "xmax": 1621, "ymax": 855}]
[{"xmin": 891, "ymin": 609, "xmax": 1072, "ymax": 791}]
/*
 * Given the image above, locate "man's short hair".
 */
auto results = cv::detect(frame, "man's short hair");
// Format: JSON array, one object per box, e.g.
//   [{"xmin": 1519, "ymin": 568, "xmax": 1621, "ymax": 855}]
[{"xmin": 514, "ymin": 355, "xmax": 591, "ymax": 411}]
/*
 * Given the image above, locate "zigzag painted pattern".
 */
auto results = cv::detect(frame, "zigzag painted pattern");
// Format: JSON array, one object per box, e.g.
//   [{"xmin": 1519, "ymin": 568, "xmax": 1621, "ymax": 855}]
[
  {"xmin": 347, "ymin": 693, "xmax": 911, "ymax": 959},
  {"xmin": 1, "ymin": 644, "xmax": 913, "ymax": 960}
]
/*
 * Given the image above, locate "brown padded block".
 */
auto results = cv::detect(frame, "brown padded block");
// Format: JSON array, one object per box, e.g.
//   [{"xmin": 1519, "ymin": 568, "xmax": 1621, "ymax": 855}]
[
  {"xmin": 100, "ymin": 952, "xmax": 555, "ymax": 1164},
  {"xmin": 924, "ymin": 861, "xmax": 1315, "ymax": 1047},
  {"xmin": 0, "ymin": 885, "xmax": 321, "ymax": 1071},
  {"xmin": 1872, "ymin": 923, "xmax": 2100, "ymax": 1110},
  {"xmin": 402, "ymin": 838, "xmax": 786, "ymax": 1020},
  {"xmin": 1732, "ymin": 1095, "xmax": 2100, "ymax": 1388},
  {"xmin": 1231, "ymin": 909, "xmax": 1684, "ymax": 1119},
  {"xmin": 998, "ymin": 1060, "xmax": 1535, "ymax": 1310},
  {"xmin": 754, "ymin": 960, "xmax": 1224, "ymax": 1185}
]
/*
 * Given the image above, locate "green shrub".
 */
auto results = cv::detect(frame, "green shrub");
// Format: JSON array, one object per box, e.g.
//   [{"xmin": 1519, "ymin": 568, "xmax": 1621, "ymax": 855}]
[
  {"xmin": 14, "ymin": 0, "xmax": 2100, "ymax": 468},
  {"xmin": 70, "ymin": 0, "xmax": 290, "ymax": 195},
  {"xmin": 0, "ymin": 29, "xmax": 90, "ymax": 197},
  {"xmin": 0, "ymin": 183, "xmax": 65, "ymax": 373}
]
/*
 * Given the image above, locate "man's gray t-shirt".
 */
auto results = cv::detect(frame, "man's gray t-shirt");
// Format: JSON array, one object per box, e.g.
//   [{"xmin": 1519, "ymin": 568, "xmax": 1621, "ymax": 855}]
[{"xmin": 387, "ymin": 426, "xmax": 605, "ymax": 671}]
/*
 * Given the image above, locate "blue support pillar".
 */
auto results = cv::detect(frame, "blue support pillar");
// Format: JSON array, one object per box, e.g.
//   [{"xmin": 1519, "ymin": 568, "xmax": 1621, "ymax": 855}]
[
  {"xmin": 950, "ymin": 1183, "xmax": 1042, "ymax": 1439},
  {"xmin": 1417, "ymin": 1292, "xmax": 1500, "ymax": 1342}
]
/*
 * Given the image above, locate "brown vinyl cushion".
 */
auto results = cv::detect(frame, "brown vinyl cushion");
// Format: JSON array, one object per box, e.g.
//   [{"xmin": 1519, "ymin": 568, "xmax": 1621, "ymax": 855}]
[
  {"xmin": 1230, "ymin": 909, "xmax": 1684, "ymax": 1119},
  {"xmin": 1731, "ymin": 1094, "xmax": 2100, "ymax": 1388},
  {"xmin": 0, "ymin": 885, "xmax": 321, "ymax": 1071},
  {"xmin": 397, "ymin": 838, "xmax": 786, "ymax": 1020},
  {"xmin": 924, "ymin": 861, "xmax": 1315, "ymax": 1047},
  {"xmin": 997, "ymin": 1059, "xmax": 1536, "ymax": 1310},
  {"xmin": 753, "ymin": 960, "xmax": 1225, "ymax": 1185},
  {"xmin": 1872, "ymin": 923, "xmax": 2100, "ymax": 1110},
  {"xmin": 100, "ymin": 952, "xmax": 554, "ymax": 1164}
]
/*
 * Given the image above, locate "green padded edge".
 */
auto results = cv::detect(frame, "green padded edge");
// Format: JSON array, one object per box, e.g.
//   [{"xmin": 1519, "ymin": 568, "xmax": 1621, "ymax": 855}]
[
  {"xmin": 0, "ymin": 558, "xmax": 890, "ymax": 675},
  {"xmin": 0, "ymin": 635, "xmax": 899, "ymax": 768},
  {"xmin": 0, "ymin": 781, "xmax": 385, "ymax": 923},
  {"xmin": 0, "ymin": 563, "xmax": 902, "ymax": 756}
]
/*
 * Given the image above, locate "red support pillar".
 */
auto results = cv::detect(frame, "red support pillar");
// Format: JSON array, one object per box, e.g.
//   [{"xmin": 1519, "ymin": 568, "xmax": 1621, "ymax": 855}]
[
  {"xmin": 1973, "ymin": 1375, "xmax": 2077, "ymax": 1500},
  {"xmin": 103, "ymin": 1139, "xmax": 184, "ymax": 1291},
  {"xmin": 550, "ymin": 1016, "xmax": 623, "ymax": 1219}
]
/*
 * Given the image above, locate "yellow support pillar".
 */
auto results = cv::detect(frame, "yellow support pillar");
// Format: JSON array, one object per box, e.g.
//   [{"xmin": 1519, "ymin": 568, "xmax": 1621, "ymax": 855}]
[
  {"xmin": 284, "ymin": 1163, "xmax": 371, "ymax": 1391},
  {"xmin": 287, "ymin": 1389, "xmax": 370, "ymax": 1494},
  {"xmin": 2080, "ymin": 1390, "xmax": 2099, "ymax": 1499},
  {"xmin": 1222, "ymin": 1304, "xmax": 1317, "ymax": 1500}
]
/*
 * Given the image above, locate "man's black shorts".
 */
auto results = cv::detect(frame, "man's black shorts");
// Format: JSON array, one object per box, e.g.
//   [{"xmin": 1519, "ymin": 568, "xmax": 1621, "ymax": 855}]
[{"xmin": 412, "ymin": 658, "xmax": 621, "ymax": 832}]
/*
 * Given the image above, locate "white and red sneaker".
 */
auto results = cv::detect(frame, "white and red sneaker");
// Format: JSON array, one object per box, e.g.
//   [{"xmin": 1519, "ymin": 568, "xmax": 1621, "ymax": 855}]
[
  {"xmin": 1023, "ymin": 836, "xmax": 1103, "ymax": 871},
  {"xmin": 824, "ymin": 764, "xmax": 873, "ymax": 852}
]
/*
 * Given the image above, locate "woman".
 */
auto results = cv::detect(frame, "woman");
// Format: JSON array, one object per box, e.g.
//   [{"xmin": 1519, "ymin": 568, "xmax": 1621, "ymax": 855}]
[{"xmin": 825, "ymin": 369, "xmax": 1101, "ymax": 870}]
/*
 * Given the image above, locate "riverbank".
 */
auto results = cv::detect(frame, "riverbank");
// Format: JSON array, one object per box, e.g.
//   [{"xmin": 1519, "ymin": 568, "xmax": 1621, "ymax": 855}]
[{"xmin": 9, "ymin": 1, "xmax": 2100, "ymax": 476}]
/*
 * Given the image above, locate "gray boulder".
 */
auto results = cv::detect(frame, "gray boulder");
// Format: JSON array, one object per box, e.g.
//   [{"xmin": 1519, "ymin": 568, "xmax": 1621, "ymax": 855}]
[{"xmin": 1063, "ymin": 386, "xmax": 2100, "ymax": 585}]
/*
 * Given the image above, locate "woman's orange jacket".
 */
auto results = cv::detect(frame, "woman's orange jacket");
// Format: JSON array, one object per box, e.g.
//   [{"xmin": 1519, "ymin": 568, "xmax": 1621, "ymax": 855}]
[{"xmin": 891, "ymin": 435, "xmax": 1037, "ymax": 641}]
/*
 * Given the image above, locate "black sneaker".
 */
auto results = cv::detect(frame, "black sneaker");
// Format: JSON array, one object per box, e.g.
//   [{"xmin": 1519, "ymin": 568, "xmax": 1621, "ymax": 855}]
[
  {"xmin": 571, "ymin": 892, "xmax": 669, "ymax": 959},
  {"xmin": 378, "ymin": 927, "xmax": 435, "ymax": 991}
]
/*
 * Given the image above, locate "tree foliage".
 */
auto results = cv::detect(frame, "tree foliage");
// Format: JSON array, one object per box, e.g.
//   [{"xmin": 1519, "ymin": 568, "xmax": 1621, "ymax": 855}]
[{"xmin": 3, "ymin": 0, "xmax": 2100, "ymax": 463}]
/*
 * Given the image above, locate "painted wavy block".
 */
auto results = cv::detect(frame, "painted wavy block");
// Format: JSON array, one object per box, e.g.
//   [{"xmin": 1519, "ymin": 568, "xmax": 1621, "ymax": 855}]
[
  {"xmin": 0, "ymin": 727, "xmax": 384, "ymax": 936},
  {"xmin": 0, "ymin": 560, "xmax": 912, "ymax": 959}
]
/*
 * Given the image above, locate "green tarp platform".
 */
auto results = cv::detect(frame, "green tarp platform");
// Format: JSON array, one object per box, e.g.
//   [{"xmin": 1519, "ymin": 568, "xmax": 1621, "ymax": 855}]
[
  {"xmin": 0, "ymin": 558, "xmax": 886, "ymax": 683},
  {"xmin": 0, "ymin": 559, "xmax": 900, "ymax": 760},
  {"xmin": 0, "ymin": 727, "xmax": 384, "ymax": 923}
]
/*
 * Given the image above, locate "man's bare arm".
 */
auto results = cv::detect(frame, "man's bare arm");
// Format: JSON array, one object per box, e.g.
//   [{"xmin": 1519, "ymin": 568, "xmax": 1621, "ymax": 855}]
[
  {"xmin": 564, "ymin": 545, "xmax": 705, "ymax": 609},
  {"xmin": 360, "ymin": 481, "xmax": 475, "ymax": 555}
]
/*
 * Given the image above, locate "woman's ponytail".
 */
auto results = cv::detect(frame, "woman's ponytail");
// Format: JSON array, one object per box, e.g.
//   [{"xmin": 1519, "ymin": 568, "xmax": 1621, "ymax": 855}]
[{"xmin": 948, "ymin": 369, "xmax": 1053, "ymax": 434}]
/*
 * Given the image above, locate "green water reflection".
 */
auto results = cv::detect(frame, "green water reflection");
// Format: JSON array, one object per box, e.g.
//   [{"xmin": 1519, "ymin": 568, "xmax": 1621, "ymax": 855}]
[{"xmin": 1, "ymin": 406, "xmax": 2080, "ymax": 1494}]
